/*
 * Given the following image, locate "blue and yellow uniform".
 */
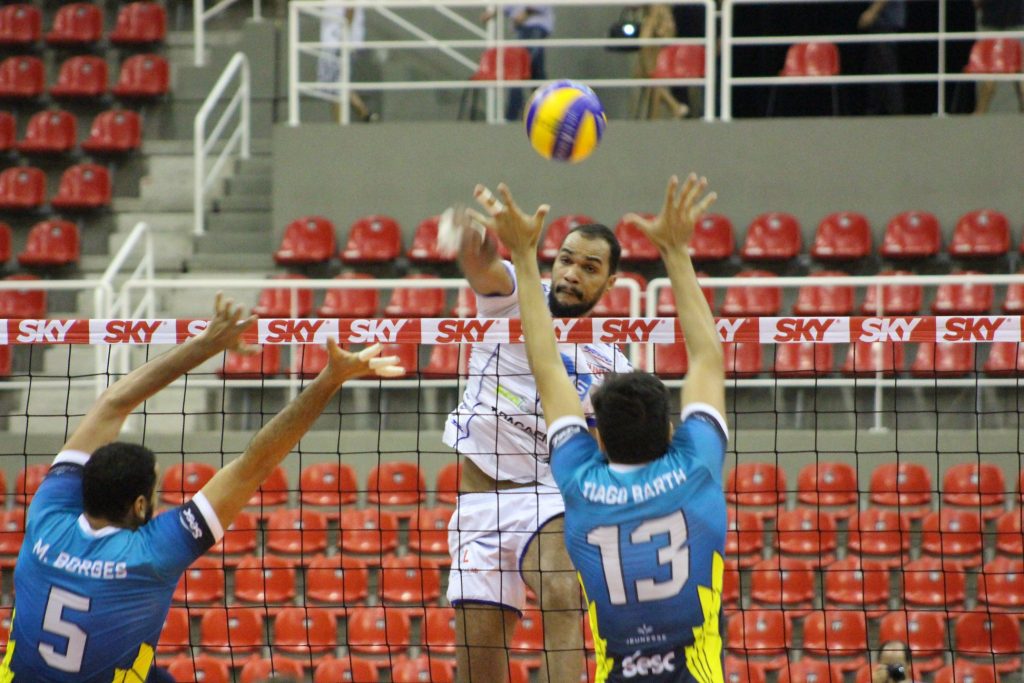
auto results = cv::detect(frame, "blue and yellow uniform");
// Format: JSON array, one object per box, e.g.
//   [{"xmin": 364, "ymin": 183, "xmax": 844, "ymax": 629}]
[
  {"xmin": 547, "ymin": 403, "xmax": 728, "ymax": 683},
  {"xmin": 0, "ymin": 450, "xmax": 223, "ymax": 682}
]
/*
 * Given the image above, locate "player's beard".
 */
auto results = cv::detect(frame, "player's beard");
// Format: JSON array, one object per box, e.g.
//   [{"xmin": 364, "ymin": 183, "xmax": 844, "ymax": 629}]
[{"xmin": 548, "ymin": 286, "xmax": 597, "ymax": 318}]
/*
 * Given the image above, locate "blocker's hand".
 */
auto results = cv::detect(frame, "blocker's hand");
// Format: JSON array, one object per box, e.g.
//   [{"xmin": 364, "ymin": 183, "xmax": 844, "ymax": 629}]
[
  {"xmin": 323, "ymin": 339, "xmax": 404, "ymax": 385},
  {"xmin": 467, "ymin": 183, "xmax": 550, "ymax": 259},
  {"xmin": 199, "ymin": 292, "xmax": 258, "ymax": 355},
  {"xmin": 624, "ymin": 174, "xmax": 716, "ymax": 255}
]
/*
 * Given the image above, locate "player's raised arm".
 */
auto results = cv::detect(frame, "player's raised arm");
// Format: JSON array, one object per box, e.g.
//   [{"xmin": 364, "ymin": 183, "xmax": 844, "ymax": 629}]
[
  {"xmin": 199, "ymin": 341, "xmax": 402, "ymax": 529},
  {"xmin": 469, "ymin": 183, "xmax": 585, "ymax": 424},
  {"xmin": 62, "ymin": 294, "xmax": 257, "ymax": 456},
  {"xmin": 439, "ymin": 193, "xmax": 515, "ymax": 296},
  {"xmin": 627, "ymin": 174, "xmax": 724, "ymax": 417}
]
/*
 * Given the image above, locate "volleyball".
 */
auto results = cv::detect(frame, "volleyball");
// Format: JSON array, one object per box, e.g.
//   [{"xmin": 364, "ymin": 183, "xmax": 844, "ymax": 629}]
[{"xmin": 525, "ymin": 80, "xmax": 607, "ymax": 163}]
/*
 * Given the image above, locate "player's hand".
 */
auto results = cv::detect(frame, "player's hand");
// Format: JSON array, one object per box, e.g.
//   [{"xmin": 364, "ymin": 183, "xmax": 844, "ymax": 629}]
[
  {"xmin": 624, "ymin": 173, "xmax": 716, "ymax": 255},
  {"xmin": 322, "ymin": 339, "xmax": 404, "ymax": 385},
  {"xmin": 199, "ymin": 292, "xmax": 258, "ymax": 354},
  {"xmin": 468, "ymin": 183, "xmax": 549, "ymax": 261}
]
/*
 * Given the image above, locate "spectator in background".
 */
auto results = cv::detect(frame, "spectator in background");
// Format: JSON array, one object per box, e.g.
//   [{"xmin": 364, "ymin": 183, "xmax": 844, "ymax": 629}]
[
  {"xmin": 858, "ymin": 0, "xmax": 906, "ymax": 115},
  {"xmin": 637, "ymin": 4, "xmax": 690, "ymax": 118},
  {"xmin": 869, "ymin": 641, "xmax": 913, "ymax": 683},
  {"xmin": 318, "ymin": 6, "xmax": 377, "ymax": 122},
  {"xmin": 481, "ymin": 5, "xmax": 555, "ymax": 121},
  {"xmin": 973, "ymin": 0, "xmax": 1024, "ymax": 113}
]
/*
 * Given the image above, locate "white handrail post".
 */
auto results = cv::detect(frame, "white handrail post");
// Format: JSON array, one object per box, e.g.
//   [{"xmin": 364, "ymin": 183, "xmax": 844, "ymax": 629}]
[
  {"xmin": 341, "ymin": 12, "xmax": 351, "ymax": 125},
  {"xmin": 194, "ymin": 110, "xmax": 206, "ymax": 236},
  {"xmin": 241, "ymin": 57, "xmax": 252, "ymax": 158},
  {"xmin": 703, "ymin": 0, "xmax": 716, "ymax": 122},
  {"xmin": 253, "ymin": 0, "xmax": 262, "ymax": 21},
  {"xmin": 288, "ymin": 1, "xmax": 300, "ymax": 126},
  {"xmin": 937, "ymin": 0, "xmax": 947, "ymax": 116},
  {"xmin": 721, "ymin": 0, "xmax": 734, "ymax": 121},
  {"xmin": 194, "ymin": 0, "xmax": 205, "ymax": 66},
  {"xmin": 490, "ymin": 10, "xmax": 503, "ymax": 124}
]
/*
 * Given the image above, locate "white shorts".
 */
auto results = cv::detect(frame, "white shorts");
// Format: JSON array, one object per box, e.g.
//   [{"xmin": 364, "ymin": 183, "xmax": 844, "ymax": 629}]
[{"xmin": 446, "ymin": 485, "xmax": 565, "ymax": 613}]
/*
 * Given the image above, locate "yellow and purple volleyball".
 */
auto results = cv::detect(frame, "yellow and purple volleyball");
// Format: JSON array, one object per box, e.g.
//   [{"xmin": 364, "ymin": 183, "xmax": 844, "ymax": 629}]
[{"xmin": 525, "ymin": 80, "xmax": 607, "ymax": 163}]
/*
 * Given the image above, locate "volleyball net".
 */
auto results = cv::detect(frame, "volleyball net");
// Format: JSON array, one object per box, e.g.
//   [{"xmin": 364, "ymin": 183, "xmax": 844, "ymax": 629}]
[{"xmin": 2, "ymin": 314, "xmax": 1023, "ymax": 682}]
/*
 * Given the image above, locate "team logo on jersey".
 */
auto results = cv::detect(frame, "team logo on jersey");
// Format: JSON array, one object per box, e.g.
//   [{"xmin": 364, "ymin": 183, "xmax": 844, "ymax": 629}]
[
  {"xmin": 622, "ymin": 649, "xmax": 676, "ymax": 678},
  {"xmin": 560, "ymin": 352, "xmax": 594, "ymax": 400}
]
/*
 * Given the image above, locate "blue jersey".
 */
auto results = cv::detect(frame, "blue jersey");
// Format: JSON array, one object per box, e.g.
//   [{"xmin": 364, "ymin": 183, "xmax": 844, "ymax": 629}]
[
  {"xmin": 549, "ymin": 404, "xmax": 728, "ymax": 683},
  {"xmin": 0, "ymin": 450, "xmax": 222, "ymax": 683}
]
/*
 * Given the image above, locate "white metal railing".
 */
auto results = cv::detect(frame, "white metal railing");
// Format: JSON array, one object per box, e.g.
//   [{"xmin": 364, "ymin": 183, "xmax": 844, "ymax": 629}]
[
  {"xmin": 721, "ymin": 0, "xmax": 1024, "ymax": 120},
  {"xmin": 99, "ymin": 222, "xmax": 155, "ymax": 394},
  {"xmin": 194, "ymin": 0, "xmax": 261, "ymax": 66},
  {"xmin": 288, "ymin": 0, "xmax": 716, "ymax": 124},
  {"xmin": 194, "ymin": 52, "xmax": 251, "ymax": 237}
]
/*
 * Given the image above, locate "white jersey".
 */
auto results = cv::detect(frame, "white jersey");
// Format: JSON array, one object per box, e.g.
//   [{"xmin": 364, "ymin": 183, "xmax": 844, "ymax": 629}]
[{"xmin": 443, "ymin": 262, "xmax": 632, "ymax": 486}]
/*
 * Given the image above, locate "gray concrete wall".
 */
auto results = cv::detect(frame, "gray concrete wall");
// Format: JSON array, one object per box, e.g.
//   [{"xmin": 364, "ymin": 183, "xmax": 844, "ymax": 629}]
[{"xmin": 271, "ymin": 115, "xmax": 1024, "ymax": 242}]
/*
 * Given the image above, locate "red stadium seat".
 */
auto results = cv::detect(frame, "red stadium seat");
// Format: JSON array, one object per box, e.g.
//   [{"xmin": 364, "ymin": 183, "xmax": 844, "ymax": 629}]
[
  {"xmin": 0, "ymin": 5, "xmax": 40, "ymax": 46},
  {"xmin": 726, "ymin": 462, "xmax": 786, "ymax": 519},
  {"xmin": 774, "ymin": 508, "xmax": 838, "ymax": 568},
  {"xmin": 209, "ymin": 510, "xmax": 258, "ymax": 563},
  {"xmin": 246, "ymin": 464, "xmax": 289, "ymax": 509},
  {"xmin": 51, "ymin": 163, "xmax": 111, "ymax": 210},
  {"xmin": 879, "ymin": 611, "xmax": 947, "ymax": 674},
  {"xmin": 847, "ymin": 508, "xmax": 910, "ymax": 568},
  {"xmin": 725, "ymin": 609, "xmax": 789, "ymax": 672},
  {"xmin": 921, "ymin": 509, "xmax": 984, "ymax": 570},
  {"xmin": 861, "ymin": 270, "xmax": 923, "ymax": 315},
  {"xmin": 880, "ymin": 211, "xmax": 942, "ymax": 259},
  {"xmin": 318, "ymin": 273, "xmax": 379, "ymax": 317},
  {"xmin": 233, "ymin": 554, "xmax": 296, "ymax": 604},
  {"xmin": 294, "ymin": 344, "xmax": 329, "ymax": 378},
  {"xmin": 615, "ymin": 214, "xmax": 659, "ymax": 261},
  {"xmin": 792, "ymin": 271, "xmax": 854, "ymax": 315},
  {"xmin": 110, "ymin": 2, "xmax": 166, "ymax": 45},
  {"xmin": 777, "ymin": 659, "xmax": 842, "ymax": 683},
  {"xmin": 983, "ymin": 342, "xmax": 1024, "ymax": 375},
  {"xmin": 253, "ymin": 274, "xmax": 313, "ymax": 318},
  {"xmin": 379, "ymin": 554, "xmax": 442, "ymax": 604},
  {"xmin": 159, "ymin": 461, "xmax": 215, "ymax": 505},
  {"xmin": 774, "ymin": 343, "xmax": 834, "ymax": 377},
  {"xmin": 723, "ymin": 341, "xmax": 762, "ymax": 378},
  {"xmin": 452, "ymin": 287, "xmax": 477, "ymax": 318},
  {"xmin": 652, "ymin": 44, "xmax": 705, "ymax": 79},
  {"xmin": 306, "ymin": 553, "xmax": 369, "ymax": 606},
  {"xmin": 801, "ymin": 610, "xmax": 868, "ymax": 671},
  {"xmin": 688, "ymin": 213, "xmax": 734, "ymax": 261},
  {"xmin": 367, "ymin": 461, "xmax": 426, "ymax": 506},
  {"xmin": 340, "ymin": 214, "xmax": 402, "ymax": 263},
  {"xmin": 471, "ymin": 46, "xmax": 531, "ymax": 82},
  {"xmin": 167, "ymin": 654, "xmax": 230, "ymax": 683},
  {"xmin": 313, "ymin": 656, "xmax": 380, "ymax": 683},
  {"xmin": 841, "ymin": 341, "xmax": 904, "ymax": 375},
  {"xmin": 0, "ymin": 222, "xmax": 7, "ymax": 263},
  {"xmin": 346, "ymin": 606, "xmax": 412, "ymax": 655},
  {"xmin": 81, "ymin": 109, "xmax": 142, "ymax": 154},
  {"xmin": 422, "ymin": 606, "xmax": 457, "ymax": 653},
  {"xmin": 942, "ymin": 462, "xmax": 1006, "ymax": 520},
  {"xmin": 265, "ymin": 508, "xmax": 329, "ymax": 563},
  {"xmin": 0, "ymin": 509, "xmax": 26, "ymax": 565},
  {"xmin": 725, "ymin": 656, "xmax": 768, "ymax": 683},
  {"xmin": 0, "ymin": 608, "xmax": 10, "ymax": 650},
  {"xmin": 965, "ymin": 37, "xmax": 1023, "ymax": 74},
  {"xmin": 157, "ymin": 607, "xmax": 190, "ymax": 657},
  {"xmin": 407, "ymin": 216, "xmax": 449, "ymax": 263},
  {"xmin": 238, "ymin": 657, "xmax": 305, "ymax": 683},
  {"xmin": 782, "ymin": 42, "xmax": 841, "ymax": 76},
  {"xmin": 112, "ymin": 54, "xmax": 169, "ymax": 98},
  {"xmin": 726, "ymin": 507, "xmax": 764, "ymax": 567},
  {"xmin": 300, "ymin": 461, "xmax": 358, "ymax": 511},
  {"xmin": 384, "ymin": 274, "xmax": 446, "ymax": 318},
  {"xmin": 903, "ymin": 557, "xmax": 966, "ymax": 609},
  {"xmin": 932, "ymin": 272, "xmax": 994, "ymax": 315},
  {"xmin": 13, "ymin": 463, "xmax": 47, "ymax": 506},
  {"xmin": 435, "ymin": 462, "xmax": 461, "ymax": 505},
  {"xmin": 910, "ymin": 342, "xmax": 975, "ymax": 378},
  {"xmin": 392, "ymin": 655, "xmax": 455, "ymax": 683},
  {"xmin": 652, "ymin": 343, "xmax": 688, "ymax": 378},
  {"xmin": 173, "ymin": 556, "xmax": 225, "ymax": 604},
  {"xmin": 50, "ymin": 56, "xmax": 107, "ymax": 99},
  {"xmin": 593, "ymin": 272, "xmax": 646, "ymax": 317},
  {"xmin": 869, "ymin": 462, "xmax": 932, "ymax": 518},
  {"xmin": 423, "ymin": 344, "xmax": 464, "ymax": 379},
  {"xmin": 933, "ymin": 661, "xmax": 999, "ymax": 683},
  {"xmin": 199, "ymin": 606, "xmax": 265, "ymax": 655},
  {"xmin": 722, "ymin": 559, "xmax": 740, "ymax": 607},
  {"xmin": 510, "ymin": 608, "xmax": 544, "ymax": 654},
  {"xmin": 795, "ymin": 461, "xmax": 858, "ymax": 521},
  {"xmin": 274, "ymin": 215, "xmax": 336, "ymax": 265},
  {"xmin": 749, "ymin": 556, "xmax": 815, "ymax": 613},
  {"xmin": 721, "ymin": 270, "xmax": 781, "ymax": 316},
  {"xmin": 977, "ymin": 556, "xmax": 1024, "ymax": 613},
  {"xmin": 822, "ymin": 557, "xmax": 890, "ymax": 616},
  {"xmin": 654, "ymin": 274, "xmax": 714, "ymax": 315},
  {"xmin": 0, "ymin": 112, "xmax": 13, "ymax": 151},
  {"xmin": 995, "ymin": 509, "xmax": 1024, "ymax": 556},
  {"xmin": 542, "ymin": 214, "xmax": 595, "ymax": 260},
  {"xmin": 953, "ymin": 612, "xmax": 1022, "ymax": 673},
  {"xmin": 377, "ymin": 343, "xmax": 418, "ymax": 377},
  {"xmin": 0, "ymin": 56, "xmax": 44, "ymax": 99},
  {"xmin": 811, "ymin": 211, "xmax": 872, "ymax": 260},
  {"xmin": 0, "ymin": 344, "xmax": 11, "ymax": 379},
  {"xmin": 45, "ymin": 3, "xmax": 102, "ymax": 45},
  {"xmin": 17, "ymin": 110, "xmax": 76, "ymax": 154},
  {"xmin": 409, "ymin": 506, "xmax": 454, "ymax": 556},
  {"xmin": 950, "ymin": 209, "xmax": 1011, "ymax": 257},
  {"xmin": 0, "ymin": 166, "xmax": 46, "ymax": 210},
  {"xmin": 18, "ymin": 219, "xmax": 79, "ymax": 267},
  {"xmin": 273, "ymin": 607, "xmax": 337, "ymax": 655},
  {"xmin": 338, "ymin": 508, "xmax": 400, "ymax": 558},
  {"xmin": 1004, "ymin": 274, "xmax": 1024, "ymax": 313},
  {"xmin": 219, "ymin": 345, "xmax": 281, "ymax": 379},
  {"xmin": 741, "ymin": 212, "xmax": 802, "ymax": 261}
]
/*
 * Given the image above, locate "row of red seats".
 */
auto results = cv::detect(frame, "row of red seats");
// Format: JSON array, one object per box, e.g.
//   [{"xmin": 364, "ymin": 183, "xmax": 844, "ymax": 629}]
[
  {"xmin": 0, "ymin": 163, "xmax": 110, "ymax": 211},
  {"xmin": 0, "ymin": 54, "xmax": 167, "ymax": 100},
  {"xmin": 0, "ymin": 2, "xmax": 165, "ymax": 47},
  {"xmin": 0, "ymin": 108, "xmax": 143, "ymax": 155},
  {"xmin": 737, "ymin": 658, "xmax": 999, "ymax": 683},
  {"xmin": 275, "ymin": 210, "xmax": 1024, "ymax": 266}
]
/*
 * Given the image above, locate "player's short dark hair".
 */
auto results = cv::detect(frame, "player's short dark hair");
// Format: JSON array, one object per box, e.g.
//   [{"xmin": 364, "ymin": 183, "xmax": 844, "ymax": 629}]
[
  {"xmin": 566, "ymin": 223, "xmax": 621, "ymax": 274},
  {"xmin": 82, "ymin": 442, "xmax": 157, "ymax": 522},
  {"xmin": 591, "ymin": 371, "xmax": 671, "ymax": 464}
]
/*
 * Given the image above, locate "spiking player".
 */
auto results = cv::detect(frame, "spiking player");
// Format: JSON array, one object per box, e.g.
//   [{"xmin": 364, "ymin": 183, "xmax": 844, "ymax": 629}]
[
  {"xmin": 470, "ymin": 174, "xmax": 727, "ymax": 682},
  {"xmin": 0, "ymin": 296, "xmax": 402, "ymax": 682}
]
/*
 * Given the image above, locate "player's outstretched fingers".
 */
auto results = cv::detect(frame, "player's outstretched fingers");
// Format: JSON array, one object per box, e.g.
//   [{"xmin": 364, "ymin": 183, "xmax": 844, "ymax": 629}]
[
  {"xmin": 694, "ymin": 191, "xmax": 718, "ymax": 220},
  {"xmin": 622, "ymin": 212, "xmax": 652, "ymax": 231},
  {"xmin": 662, "ymin": 174, "xmax": 680, "ymax": 213},
  {"xmin": 369, "ymin": 355, "xmax": 404, "ymax": 378},
  {"xmin": 474, "ymin": 184, "xmax": 505, "ymax": 216}
]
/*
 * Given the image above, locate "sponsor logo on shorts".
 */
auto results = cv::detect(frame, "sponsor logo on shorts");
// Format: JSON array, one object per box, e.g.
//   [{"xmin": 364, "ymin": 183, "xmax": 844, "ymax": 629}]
[{"xmin": 622, "ymin": 650, "xmax": 676, "ymax": 678}]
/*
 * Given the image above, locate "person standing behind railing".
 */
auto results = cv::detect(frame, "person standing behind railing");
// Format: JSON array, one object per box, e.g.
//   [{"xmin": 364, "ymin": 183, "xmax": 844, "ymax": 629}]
[
  {"xmin": 636, "ymin": 4, "xmax": 691, "ymax": 118},
  {"xmin": 481, "ymin": 5, "xmax": 555, "ymax": 120},
  {"xmin": 318, "ymin": 5, "xmax": 378, "ymax": 122},
  {"xmin": 858, "ymin": 0, "xmax": 906, "ymax": 115},
  {"xmin": 973, "ymin": 0, "xmax": 1024, "ymax": 113}
]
